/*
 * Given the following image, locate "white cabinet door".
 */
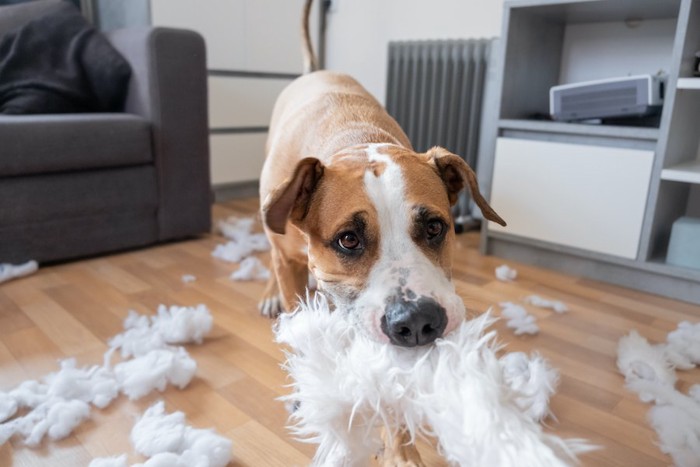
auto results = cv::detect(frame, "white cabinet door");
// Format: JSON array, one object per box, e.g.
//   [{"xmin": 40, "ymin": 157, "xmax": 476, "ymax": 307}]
[
  {"xmin": 210, "ymin": 133, "xmax": 267, "ymax": 185},
  {"xmin": 208, "ymin": 77, "xmax": 290, "ymax": 128},
  {"xmin": 489, "ymin": 138, "xmax": 654, "ymax": 260}
]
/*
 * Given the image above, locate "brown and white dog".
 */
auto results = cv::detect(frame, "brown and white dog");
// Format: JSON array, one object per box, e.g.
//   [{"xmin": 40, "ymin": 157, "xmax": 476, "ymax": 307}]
[{"xmin": 260, "ymin": 0, "xmax": 505, "ymax": 463}]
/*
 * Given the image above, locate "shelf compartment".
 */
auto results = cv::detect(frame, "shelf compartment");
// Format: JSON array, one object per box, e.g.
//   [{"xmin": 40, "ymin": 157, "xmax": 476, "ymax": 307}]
[
  {"xmin": 661, "ymin": 159, "xmax": 700, "ymax": 184},
  {"xmin": 499, "ymin": 119, "xmax": 660, "ymax": 142},
  {"xmin": 676, "ymin": 78, "xmax": 700, "ymax": 89}
]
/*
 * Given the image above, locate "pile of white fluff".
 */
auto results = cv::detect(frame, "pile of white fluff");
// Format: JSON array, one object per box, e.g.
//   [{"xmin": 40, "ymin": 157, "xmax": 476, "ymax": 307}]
[
  {"xmin": 90, "ymin": 401, "xmax": 232, "ymax": 467},
  {"xmin": 275, "ymin": 294, "xmax": 592, "ymax": 466},
  {"xmin": 212, "ymin": 217, "xmax": 270, "ymax": 265},
  {"xmin": 0, "ymin": 304, "xmax": 213, "ymax": 448},
  {"xmin": 0, "ymin": 259, "xmax": 38, "ymax": 284},
  {"xmin": 499, "ymin": 302, "xmax": 540, "ymax": 335},
  {"xmin": 495, "ymin": 264, "xmax": 517, "ymax": 282},
  {"xmin": 617, "ymin": 323, "xmax": 700, "ymax": 466}
]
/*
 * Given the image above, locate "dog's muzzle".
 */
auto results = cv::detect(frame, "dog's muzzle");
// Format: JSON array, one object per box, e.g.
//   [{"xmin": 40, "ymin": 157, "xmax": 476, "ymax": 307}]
[{"xmin": 380, "ymin": 292, "xmax": 447, "ymax": 347}]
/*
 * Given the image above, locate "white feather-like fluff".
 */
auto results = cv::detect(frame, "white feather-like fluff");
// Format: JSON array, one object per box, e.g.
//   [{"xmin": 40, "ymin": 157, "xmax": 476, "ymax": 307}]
[
  {"xmin": 275, "ymin": 294, "xmax": 592, "ymax": 466},
  {"xmin": 500, "ymin": 352, "xmax": 559, "ymax": 421},
  {"xmin": 617, "ymin": 330, "xmax": 677, "ymax": 402}
]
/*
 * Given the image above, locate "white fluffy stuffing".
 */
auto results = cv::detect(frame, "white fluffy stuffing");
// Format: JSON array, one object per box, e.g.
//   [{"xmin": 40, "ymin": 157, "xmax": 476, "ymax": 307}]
[
  {"xmin": 0, "ymin": 304, "xmax": 212, "ymax": 447},
  {"xmin": 230, "ymin": 256, "xmax": 270, "ymax": 281},
  {"xmin": 626, "ymin": 379, "xmax": 700, "ymax": 467},
  {"xmin": 275, "ymin": 294, "xmax": 592, "ymax": 466},
  {"xmin": 181, "ymin": 274, "xmax": 197, "ymax": 283},
  {"xmin": 617, "ymin": 330, "xmax": 676, "ymax": 402},
  {"xmin": 500, "ymin": 302, "xmax": 539, "ymax": 335},
  {"xmin": 109, "ymin": 305, "xmax": 213, "ymax": 358},
  {"xmin": 500, "ymin": 352, "xmax": 559, "ymax": 421},
  {"xmin": 114, "ymin": 348, "xmax": 197, "ymax": 400},
  {"xmin": 212, "ymin": 216, "xmax": 269, "ymax": 263},
  {"xmin": 664, "ymin": 321, "xmax": 700, "ymax": 370},
  {"xmin": 130, "ymin": 401, "xmax": 232, "ymax": 467},
  {"xmin": 0, "ymin": 259, "xmax": 38, "ymax": 284},
  {"xmin": 0, "ymin": 393, "xmax": 18, "ymax": 423},
  {"xmin": 617, "ymin": 328, "xmax": 700, "ymax": 466},
  {"xmin": 524, "ymin": 295, "xmax": 569, "ymax": 313},
  {"xmin": 495, "ymin": 264, "xmax": 517, "ymax": 282}
]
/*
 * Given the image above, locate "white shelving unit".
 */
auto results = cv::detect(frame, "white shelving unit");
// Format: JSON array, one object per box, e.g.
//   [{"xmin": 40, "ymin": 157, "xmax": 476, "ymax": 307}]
[
  {"xmin": 662, "ymin": 159, "xmax": 700, "ymax": 183},
  {"xmin": 481, "ymin": 0, "xmax": 700, "ymax": 306},
  {"xmin": 676, "ymin": 77, "xmax": 700, "ymax": 89}
]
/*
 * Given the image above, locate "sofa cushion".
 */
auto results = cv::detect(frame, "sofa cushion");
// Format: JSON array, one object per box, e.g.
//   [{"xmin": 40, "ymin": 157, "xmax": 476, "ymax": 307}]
[
  {"xmin": 0, "ymin": 165, "xmax": 158, "ymax": 226},
  {"xmin": 0, "ymin": 113, "xmax": 152, "ymax": 176}
]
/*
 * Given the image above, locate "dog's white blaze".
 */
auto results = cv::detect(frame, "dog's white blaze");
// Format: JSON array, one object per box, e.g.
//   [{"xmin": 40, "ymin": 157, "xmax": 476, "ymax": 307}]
[{"xmin": 354, "ymin": 145, "xmax": 465, "ymax": 341}]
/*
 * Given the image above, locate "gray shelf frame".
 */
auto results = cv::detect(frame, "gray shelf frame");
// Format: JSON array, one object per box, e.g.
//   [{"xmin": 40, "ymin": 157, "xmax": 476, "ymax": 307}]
[{"xmin": 481, "ymin": 0, "xmax": 700, "ymax": 307}]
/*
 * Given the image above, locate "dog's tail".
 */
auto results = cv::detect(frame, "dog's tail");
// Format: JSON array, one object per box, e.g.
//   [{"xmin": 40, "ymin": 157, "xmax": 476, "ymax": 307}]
[{"xmin": 302, "ymin": 0, "xmax": 319, "ymax": 73}]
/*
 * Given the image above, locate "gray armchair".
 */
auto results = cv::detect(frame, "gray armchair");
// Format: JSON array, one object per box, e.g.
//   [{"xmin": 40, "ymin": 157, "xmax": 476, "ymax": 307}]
[{"xmin": 0, "ymin": 0, "xmax": 211, "ymax": 264}]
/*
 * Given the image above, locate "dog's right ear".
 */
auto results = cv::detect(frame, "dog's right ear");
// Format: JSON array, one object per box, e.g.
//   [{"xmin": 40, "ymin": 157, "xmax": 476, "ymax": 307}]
[{"xmin": 262, "ymin": 157, "xmax": 325, "ymax": 235}]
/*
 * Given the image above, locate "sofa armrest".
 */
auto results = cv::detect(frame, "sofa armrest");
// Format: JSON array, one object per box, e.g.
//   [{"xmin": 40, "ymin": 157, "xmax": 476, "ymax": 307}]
[{"xmin": 105, "ymin": 27, "xmax": 212, "ymax": 241}]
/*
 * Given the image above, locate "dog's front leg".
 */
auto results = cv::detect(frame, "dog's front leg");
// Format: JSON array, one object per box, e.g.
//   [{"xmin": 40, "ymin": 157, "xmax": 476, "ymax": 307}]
[
  {"xmin": 260, "ymin": 241, "xmax": 309, "ymax": 318},
  {"xmin": 379, "ymin": 427, "xmax": 425, "ymax": 467}
]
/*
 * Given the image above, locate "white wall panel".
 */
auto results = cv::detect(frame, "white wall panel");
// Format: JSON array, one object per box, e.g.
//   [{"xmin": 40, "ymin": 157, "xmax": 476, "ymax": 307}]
[
  {"xmin": 325, "ymin": 0, "xmax": 504, "ymax": 102},
  {"xmin": 208, "ymin": 77, "xmax": 290, "ymax": 128},
  {"xmin": 489, "ymin": 138, "xmax": 654, "ymax": 259},
  {"xmin": 151, "ymin": 0, "xmax": 317, "ymax": 73},
  {"xmin": 210, "ymin": 133, "xmax": 267, "ymax": 185},
  {"xmin": 150, "ymin": 0, "xmax": 247, "ymax": 70}
]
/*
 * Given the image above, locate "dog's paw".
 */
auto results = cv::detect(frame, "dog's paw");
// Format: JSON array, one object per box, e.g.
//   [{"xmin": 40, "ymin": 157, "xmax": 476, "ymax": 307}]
[{"xmin": 258, "ymin": 294, "xmax": 284, "ymax": 319}]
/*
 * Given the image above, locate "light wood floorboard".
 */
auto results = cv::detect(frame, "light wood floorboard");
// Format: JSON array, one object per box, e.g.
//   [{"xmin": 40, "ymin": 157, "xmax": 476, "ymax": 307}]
[{"xmin": 1, "ymin": 198, "xmax": 699, "ymax": 466}]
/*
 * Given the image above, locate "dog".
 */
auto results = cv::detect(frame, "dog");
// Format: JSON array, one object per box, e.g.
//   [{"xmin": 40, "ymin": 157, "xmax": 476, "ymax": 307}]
[{"xmin": 259, "ymin": 0, "xmax": 506, "ymax": 464}]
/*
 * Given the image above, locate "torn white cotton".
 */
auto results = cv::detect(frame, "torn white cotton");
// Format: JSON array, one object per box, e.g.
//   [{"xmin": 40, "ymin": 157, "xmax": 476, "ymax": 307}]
[
  {"xmin": 664, "ymin": 321, "xmax": 700, "ymax": 370},
  {"xmin": 617, "ymin": 330, "xmax": 677, "ymax": 402},
  {"xmin": 626, "ymin": 379, "xmax": 700, "ymax": 467},
  {"xmin": 0, "ymin": 260, "xmax": 38, "ymax": 284},
  {"xmin": 500, "ymin": 302, "xmax": 539, "ymax": 335},
  {"xmin": 500, "ymin": 352, "xmax": 559, "ymax": 422},
  {"xmin": 131, "ymin": 401, "xmax": 232, "ymax": 467},
  {"xmin": 109, "ymin": 305, "xmax": 213, "ymax": 358},
  {"xmin": 0, "ymin": 359, "xmax": 118, "ymax": 446},
  {"xmin": 89, "ymin": 454, "xmax": 129, "ymax": 467},
  {"xmin": 1, "ymin": 303, "xmax": 212, "ymax": 448},
  {"xmin": 181, "ymin": 274, "xmax": 196, "ymax": 284},
  {"xmin": 275, "ymin": 293, "xmax": 593, "ymax": 466},
  {"xmin": 230, "ymin": 256, "xmax": 270, "ymax": 281},
  {"xmin": 0, "ymin": 398, "xmax": 90, "ymax": 447},
  {"xmin": 495, "ymin": 264, "xmax": 517, "ymax": 282},
  {"xmin": 617, "ymin": 328, "xmax": 700, "ymax": 466},
  {"xmin": 212, "ymin": 216, "xmax": 270, "ymax": 263},
  {"xmin": 524, "ymin": 295, "xmax": 569, "ymax": 313},
  {"xmin": 114, "ymin": 348, "xmax": 197, "ymax": 400},
  {"xmin": 0, "ymin": 393, "xmax": 18, "ymax": 423}
]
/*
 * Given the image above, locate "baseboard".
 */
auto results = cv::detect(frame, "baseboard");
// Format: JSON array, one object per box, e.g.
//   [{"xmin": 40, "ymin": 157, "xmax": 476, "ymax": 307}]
[
  {"xmin": 213, "ymin": 180, "xmax": 260, "ymax": 202},
  {"xmin": 486, "ymin": 236, "xmax": 700, "ymax": 307}
]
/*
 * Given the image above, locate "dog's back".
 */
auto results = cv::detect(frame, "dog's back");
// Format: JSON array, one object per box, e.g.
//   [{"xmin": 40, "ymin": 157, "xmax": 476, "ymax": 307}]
[{"xmin": 262, "ymin": 70, "xmax": 411, "ymax": 201}]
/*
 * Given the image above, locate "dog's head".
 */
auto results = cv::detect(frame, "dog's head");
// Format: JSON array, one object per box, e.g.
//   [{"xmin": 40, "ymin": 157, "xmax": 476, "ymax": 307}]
[{"xmin": 263, "ymin": 144, "xmax": 505, "ymax": 347}]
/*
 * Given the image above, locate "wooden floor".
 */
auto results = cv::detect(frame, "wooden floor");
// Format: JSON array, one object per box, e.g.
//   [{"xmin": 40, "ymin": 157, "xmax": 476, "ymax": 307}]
[{"xmin": 1, "ymin": 198, "xmax": 699, "ymax": 467}]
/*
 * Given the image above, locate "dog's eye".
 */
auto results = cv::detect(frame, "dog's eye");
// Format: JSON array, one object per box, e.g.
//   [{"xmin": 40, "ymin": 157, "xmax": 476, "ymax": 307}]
[
  {"xmin": 426, "ymin": 220, "xmax": 444, "ymax": 240},
  {"xmin": 337, "ymin": 232, "xmax": 361, "ymax": 251}
]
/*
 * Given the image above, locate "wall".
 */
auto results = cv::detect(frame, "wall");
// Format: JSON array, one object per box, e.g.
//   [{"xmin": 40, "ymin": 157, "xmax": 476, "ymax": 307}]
[{"xmin": 324, "ymin": 0, "xmax": 504, "ymax": 104}]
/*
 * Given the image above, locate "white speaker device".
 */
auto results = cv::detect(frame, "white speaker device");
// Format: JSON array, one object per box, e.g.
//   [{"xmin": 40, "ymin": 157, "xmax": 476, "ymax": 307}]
[{"xmin": 550, "ymin": 74, "xmax": 666, "ymax": 122}]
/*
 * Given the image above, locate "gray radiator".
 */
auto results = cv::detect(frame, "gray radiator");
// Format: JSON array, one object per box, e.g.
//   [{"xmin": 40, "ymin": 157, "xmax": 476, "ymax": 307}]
[{"xmin": 386, "ymin": 38, "xmax": 494, "ymax": 228}]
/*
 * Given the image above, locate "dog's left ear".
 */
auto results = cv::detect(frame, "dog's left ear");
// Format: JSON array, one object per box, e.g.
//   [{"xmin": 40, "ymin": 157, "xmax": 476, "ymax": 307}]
[
  {"xmin": 428, "ymin": 147, "xmax": 506, "ymax": 227},
  {"xmin": 262, "ymin": 157, "xmax": 325, "ymax": 235}
]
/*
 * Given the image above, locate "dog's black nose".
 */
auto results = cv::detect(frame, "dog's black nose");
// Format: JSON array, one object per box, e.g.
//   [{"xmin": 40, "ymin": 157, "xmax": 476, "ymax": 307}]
[{"xmin": 381, "ymin": 295, "xmax": 447, "ymax": 347}]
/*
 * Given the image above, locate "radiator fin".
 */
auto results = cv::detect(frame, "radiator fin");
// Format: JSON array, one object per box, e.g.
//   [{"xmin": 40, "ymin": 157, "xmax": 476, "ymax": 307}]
[{"xmin": 386, "ymin": 39, "xmax": 493, "ymax": 226}]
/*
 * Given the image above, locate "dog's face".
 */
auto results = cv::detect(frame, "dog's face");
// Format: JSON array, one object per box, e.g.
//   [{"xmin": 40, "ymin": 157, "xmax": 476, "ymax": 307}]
[{"xmin": 264, "ymin": 144, "xmax": 505, "ymax": 346}]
